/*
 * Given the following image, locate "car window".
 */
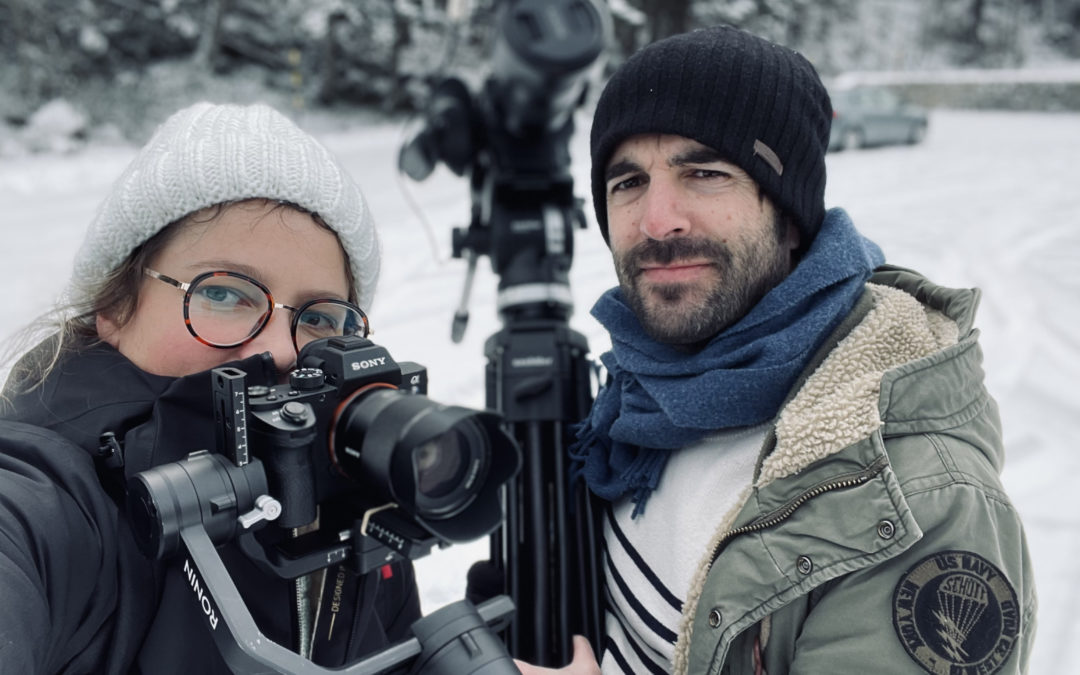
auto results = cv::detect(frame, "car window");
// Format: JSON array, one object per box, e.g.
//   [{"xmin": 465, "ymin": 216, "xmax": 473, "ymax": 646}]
[{"xmin": 830, "ymin": 86, "xmax": 906, "ymax": 112}]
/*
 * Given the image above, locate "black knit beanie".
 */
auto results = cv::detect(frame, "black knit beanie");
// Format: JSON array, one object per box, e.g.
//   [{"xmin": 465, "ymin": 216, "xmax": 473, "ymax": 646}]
[{"xmin": 590, "ymin": 25, "xmax": 832, "ymax": 246}]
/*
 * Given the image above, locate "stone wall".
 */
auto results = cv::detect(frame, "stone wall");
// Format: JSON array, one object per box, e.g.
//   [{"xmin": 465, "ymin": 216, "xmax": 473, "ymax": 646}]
[{"xmin": 830, "ymin": 68, "xmax": 1080, "ymax": 111}]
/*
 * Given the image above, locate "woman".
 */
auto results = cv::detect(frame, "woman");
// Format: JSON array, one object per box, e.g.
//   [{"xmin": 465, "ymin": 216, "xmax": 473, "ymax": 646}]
[{"xmin": 0, "ymin": 102, "xmax": 420, "ymax": 673}]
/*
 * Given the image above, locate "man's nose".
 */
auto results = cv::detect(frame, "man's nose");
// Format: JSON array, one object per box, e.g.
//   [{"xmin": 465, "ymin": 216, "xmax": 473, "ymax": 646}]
[{"xmin": 639, "ymin": 178, "xmax": 690, "ymax": 240}]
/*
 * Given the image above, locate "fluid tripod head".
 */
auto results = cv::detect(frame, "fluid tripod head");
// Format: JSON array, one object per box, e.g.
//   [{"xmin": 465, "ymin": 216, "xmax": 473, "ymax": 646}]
[{"xmin": 399, "ymin": 0, "xmax": 610, "ymax": 338}]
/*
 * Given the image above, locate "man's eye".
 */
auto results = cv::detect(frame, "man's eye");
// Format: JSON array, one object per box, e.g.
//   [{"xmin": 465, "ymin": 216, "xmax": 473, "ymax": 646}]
[
  {"xmin": 610, "ymin": 175, "xmax": 643, "ymax": 193},
  {"xmin": 691, "ymin": 168, "xmax": 730, "ymax": 179}
]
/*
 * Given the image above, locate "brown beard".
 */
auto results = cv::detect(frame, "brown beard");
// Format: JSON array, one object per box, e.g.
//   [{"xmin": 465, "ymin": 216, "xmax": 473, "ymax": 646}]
[{"xmin": 614, "ymin": 218, "xmax": 791, "ymax": 347}]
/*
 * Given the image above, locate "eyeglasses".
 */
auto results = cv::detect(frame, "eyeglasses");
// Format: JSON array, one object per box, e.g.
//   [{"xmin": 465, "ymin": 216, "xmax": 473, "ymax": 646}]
[{"xmin": 144, "ymin": 268, "xmax": 370, "ymax": 353}]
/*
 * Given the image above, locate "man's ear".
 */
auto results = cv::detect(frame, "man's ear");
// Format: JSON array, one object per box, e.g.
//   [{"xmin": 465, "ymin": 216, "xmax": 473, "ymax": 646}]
[
  {"xmin": 96, "ymin": 313, "xmax": 120, "ymax": 348},
  {"xmin": 785, "ymin": 218, "xmax": 801, "ymax": 253}
]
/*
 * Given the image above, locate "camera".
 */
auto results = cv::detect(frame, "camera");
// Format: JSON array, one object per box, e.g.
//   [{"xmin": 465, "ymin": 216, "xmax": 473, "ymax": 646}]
[
  {"xmin": 126, "ymin": 336, "xmax": 523, "ymax": 674},
  {"xmin": 129, "ymin": 334, "xmax": 520, "ymax": 568},
  {"xmin": 399, "ymin": 0, "xmax": 610, "ymax": 338}
]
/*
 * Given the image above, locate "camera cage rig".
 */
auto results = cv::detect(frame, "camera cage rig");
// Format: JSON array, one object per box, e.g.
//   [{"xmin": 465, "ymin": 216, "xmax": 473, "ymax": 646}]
[
  {"xmin": 126, "ymin": 336, "xmax": 524, "ymax": 674},
  {"xmin": 399, "ymin": 0, "xmax": 612, "ymax": 666}
]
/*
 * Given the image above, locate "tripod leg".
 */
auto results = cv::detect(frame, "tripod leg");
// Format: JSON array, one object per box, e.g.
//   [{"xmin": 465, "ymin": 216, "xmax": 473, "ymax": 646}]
[
  {"xmin": 523, "ymin": 421, "xmax": 552, "ymax": 662},
  {"xmin": 476, "ymin": 320, "xmax": 602, "ymax": 666},
  {"xmin": 552, "ymin": 421, "xmax": 573, "ymax": 660}
]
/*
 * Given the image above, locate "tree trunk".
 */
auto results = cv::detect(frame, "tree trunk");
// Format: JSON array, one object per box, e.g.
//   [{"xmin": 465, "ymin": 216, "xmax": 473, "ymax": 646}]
[
  {"xmin": 316, "ymin": 11, "xmax": 349, "ymax": 104},
  {"xmin": 969, "ymin": 0, "xmax": 986, "ymax": 47},
  {"xmin": 194, "ymin": 0, "xmax": 231, "ymax": 69},
  {"xmin": 1042, "ymin": 0, "xmax": 1057, "ymax": 29},
  {"xmin": 641, "ymin": 0, "xmax": 691, "ymax": 42},
  {"xmin": 387, "ymin": 0, "xmax": 414, "ymax": 112}
]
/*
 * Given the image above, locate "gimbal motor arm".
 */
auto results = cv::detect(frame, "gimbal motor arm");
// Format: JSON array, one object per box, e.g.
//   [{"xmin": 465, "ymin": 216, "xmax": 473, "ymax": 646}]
[{"xmin": 178, "ymin": 523, "xmax": 516, "ymax": 675}]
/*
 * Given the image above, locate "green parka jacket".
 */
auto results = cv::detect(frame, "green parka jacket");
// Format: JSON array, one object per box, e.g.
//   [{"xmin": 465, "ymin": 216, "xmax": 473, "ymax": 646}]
[{"xmin": 674, "ymin": 265, "xmax": 1036, "ymax": 675}]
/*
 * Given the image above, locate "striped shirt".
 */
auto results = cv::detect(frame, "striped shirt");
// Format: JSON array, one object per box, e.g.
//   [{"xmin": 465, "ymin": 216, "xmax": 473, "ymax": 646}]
[{"xmin": 599, "ymin": 424, "xmax": 767, "ymax": 673}]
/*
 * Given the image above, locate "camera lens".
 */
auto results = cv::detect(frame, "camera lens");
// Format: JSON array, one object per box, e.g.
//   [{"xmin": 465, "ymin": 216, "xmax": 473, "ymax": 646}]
[
  {"xmin": 411, "ymin": 418, "xmax": 491, "ymax": 519},
  {"xmin": 414, "ymin": 434, "xmax": 465, "ymax": 499},
  {"xmin": 330, "ymin": 388, "xmax": 492, "ymax": 522}
]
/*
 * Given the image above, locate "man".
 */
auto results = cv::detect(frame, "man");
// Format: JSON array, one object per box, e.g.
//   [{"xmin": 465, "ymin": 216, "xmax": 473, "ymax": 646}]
[{"xmin": 521, "ymin": 25, "xmax": 1036, "ymax": 675}]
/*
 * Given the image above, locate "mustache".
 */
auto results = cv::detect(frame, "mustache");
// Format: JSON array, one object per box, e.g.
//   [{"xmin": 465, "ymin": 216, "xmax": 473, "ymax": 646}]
[{"xmin": 620, "ymin": 237, "xmax": 731, "ymax": 274}]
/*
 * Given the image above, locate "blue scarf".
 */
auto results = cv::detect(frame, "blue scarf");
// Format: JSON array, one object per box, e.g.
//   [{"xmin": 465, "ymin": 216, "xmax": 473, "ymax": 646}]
[{"xmin": 570, "ymin": 208, "xmax": 884, "ymax": 516}]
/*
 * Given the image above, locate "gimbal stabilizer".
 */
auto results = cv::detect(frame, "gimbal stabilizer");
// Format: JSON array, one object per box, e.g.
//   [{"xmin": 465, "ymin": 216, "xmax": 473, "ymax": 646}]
[
  {"xmin": 127, "ymin": 336, "xmax": 524, "ymax": 674},
  {"xmin": 171, "ymin": 520, "xmax": 516, "ymax": 674}
]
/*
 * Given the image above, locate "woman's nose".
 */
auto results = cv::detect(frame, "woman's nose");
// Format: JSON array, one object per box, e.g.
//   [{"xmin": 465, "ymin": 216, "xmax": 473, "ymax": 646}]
[{"xmin": 239, "ymin": 311, "xmax": 296, "ymax": 374}]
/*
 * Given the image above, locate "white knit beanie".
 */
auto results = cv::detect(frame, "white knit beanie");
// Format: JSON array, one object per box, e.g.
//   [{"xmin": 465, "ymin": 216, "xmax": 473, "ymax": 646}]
[{"xmin": 68, "ymin": 101, "xmax": 380, "ymax": 311}]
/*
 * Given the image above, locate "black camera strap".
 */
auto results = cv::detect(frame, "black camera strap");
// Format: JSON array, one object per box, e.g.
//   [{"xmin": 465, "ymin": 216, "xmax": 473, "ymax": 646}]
[{"xmin": 93, "ymin": 430, "xmax": 129, "ymax": 505}]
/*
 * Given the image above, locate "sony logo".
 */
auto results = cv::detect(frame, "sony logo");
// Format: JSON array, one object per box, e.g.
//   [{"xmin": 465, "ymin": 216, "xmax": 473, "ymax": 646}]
[
  {"xmin": 350, "ymin": 356, "xmax": 388, "ymax": 371},
  {"xmin": 184, "ymin": 559, "xmax": 219, "ymax": 630}
]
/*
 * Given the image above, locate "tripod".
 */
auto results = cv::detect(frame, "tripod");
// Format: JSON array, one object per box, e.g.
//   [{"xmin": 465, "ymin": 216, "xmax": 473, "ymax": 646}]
[
  {"xmin": 396, "ymin": 0, "xmax": 612, "ymax": 664},
  {"xmin": 443, "ymin": 106, "xmax": 604, "ymax": 665},
  {"xmin": 482, "ymin": 311, "xmax": 603, "ymax": 664}
]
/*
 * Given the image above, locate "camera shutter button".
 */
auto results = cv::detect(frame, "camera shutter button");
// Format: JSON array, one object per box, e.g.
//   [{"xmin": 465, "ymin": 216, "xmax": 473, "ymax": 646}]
[{"xmin": 281, "ymin": 401, "xmax": 309, "ymax": 424}]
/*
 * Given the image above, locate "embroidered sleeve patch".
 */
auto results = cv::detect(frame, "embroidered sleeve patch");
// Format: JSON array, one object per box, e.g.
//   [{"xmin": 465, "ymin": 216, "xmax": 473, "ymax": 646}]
[{"xmin": 892, "ymin": 550, "xmax": 1020, "ymax": 674}]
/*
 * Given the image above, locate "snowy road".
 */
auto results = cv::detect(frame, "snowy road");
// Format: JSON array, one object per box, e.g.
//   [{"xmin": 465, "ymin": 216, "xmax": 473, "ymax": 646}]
[{"xmin": 1, "ymin": 107, "xmax": 1077, "ymax": 673}]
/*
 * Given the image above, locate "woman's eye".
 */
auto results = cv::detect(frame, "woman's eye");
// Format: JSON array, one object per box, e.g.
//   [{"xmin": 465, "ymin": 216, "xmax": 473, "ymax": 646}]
[
  {"xmin": 299, "ymin": 311, "xmax": 337, "ymax": 330},
  {"xmin": 198, "ymin": 285, "xmax": 249, "ymax": 308}
]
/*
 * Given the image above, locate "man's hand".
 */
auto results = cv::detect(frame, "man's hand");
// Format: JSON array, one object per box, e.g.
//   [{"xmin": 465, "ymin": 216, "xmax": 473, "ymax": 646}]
[{"xmin": 514, "ymin": 635, "xmax": 601, "ymax": 674}]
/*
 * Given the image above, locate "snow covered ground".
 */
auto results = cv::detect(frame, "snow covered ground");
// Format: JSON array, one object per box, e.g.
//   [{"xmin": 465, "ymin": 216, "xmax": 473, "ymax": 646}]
[{"xmin": 1, "ymin": 107, "xmax": 1076, "ymax": 672}]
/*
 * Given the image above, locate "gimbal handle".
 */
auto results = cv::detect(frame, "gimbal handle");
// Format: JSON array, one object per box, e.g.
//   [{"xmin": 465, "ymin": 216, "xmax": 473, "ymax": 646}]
[{"xmin": 178, "ymin": 524, "xmax": 517, "ymax": 674}]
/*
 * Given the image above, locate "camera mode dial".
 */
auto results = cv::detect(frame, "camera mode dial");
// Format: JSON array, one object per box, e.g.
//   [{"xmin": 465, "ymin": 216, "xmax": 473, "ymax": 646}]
[{"xmin": 289, "ymin": 367, "xmax": 325, "ymax": 390}]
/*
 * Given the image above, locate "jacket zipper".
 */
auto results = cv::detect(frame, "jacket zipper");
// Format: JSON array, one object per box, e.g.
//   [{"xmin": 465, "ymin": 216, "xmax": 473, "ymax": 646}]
[{"xmin": 708, "ymin": 455, "xmax": 889, "ymax": 568}]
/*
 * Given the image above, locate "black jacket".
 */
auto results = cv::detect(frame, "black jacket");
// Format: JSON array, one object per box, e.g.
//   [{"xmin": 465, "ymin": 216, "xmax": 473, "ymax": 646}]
[{"xmin": 0, "ymin": 340, "xmax": 421, "ymax": 674}]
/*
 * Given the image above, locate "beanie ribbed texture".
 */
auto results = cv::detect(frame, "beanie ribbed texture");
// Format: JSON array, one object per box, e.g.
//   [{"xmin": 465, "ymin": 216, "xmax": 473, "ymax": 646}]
[
  {"xmin": 590, "ymin": 25, "xmax": 832, "ymax": 246},
  {"xmin": 69, "ymin": 102, "xmax": 380, "ymax": 311}
]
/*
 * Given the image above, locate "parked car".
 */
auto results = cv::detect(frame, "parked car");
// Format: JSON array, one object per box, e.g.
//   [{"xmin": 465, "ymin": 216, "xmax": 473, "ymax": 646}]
[{"xmin": 827, "ymin": 86, "xmax": 929, "ymax": 151}]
